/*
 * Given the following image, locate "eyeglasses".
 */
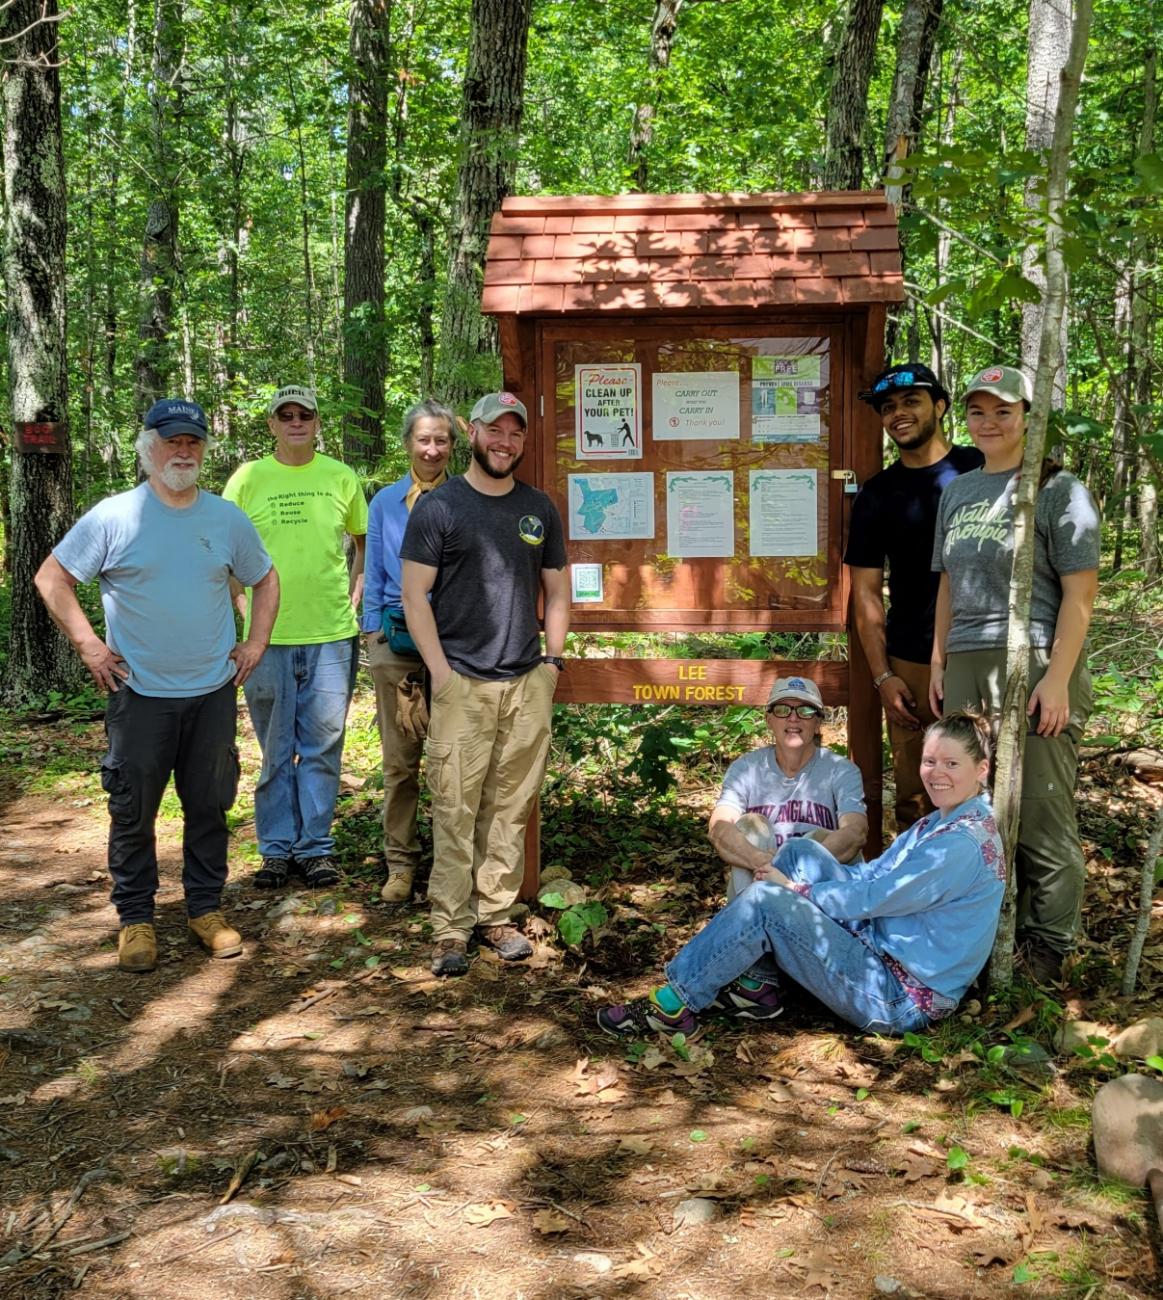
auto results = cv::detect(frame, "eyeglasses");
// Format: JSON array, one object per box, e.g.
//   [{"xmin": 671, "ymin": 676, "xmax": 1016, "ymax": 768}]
[
  {"xmin": 767, "ymin": 703, "xmax": 822, "ymax": 719},
  {"xmin": 275, "ymin": 408, "xmax": 316, "ymax": 422}
]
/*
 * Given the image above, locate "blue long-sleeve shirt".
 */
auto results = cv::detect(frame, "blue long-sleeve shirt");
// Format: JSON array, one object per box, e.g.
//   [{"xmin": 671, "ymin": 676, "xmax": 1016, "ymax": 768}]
[
  {"xmin": 361, "ymin": 473, "xmax": 411, "ymax": 634},
  {"xmin": 796, "ymin": 795, "xmax": 1005, "ymax": 1001}
]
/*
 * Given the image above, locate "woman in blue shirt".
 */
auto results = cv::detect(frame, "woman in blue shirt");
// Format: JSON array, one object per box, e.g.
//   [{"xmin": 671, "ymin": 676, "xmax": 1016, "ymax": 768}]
[{"xmin": 599, "ymin": 711, "xmax": 1004, "ymax": 1038}]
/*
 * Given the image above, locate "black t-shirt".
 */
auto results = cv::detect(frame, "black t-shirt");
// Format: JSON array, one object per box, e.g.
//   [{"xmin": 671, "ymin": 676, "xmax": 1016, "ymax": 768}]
[
  {"xmin": 400, "ymin": 475, "xmax": 566, "ymax": 680},
  {"xmin": 844, "ymin": 444, "xmax": 983, "ymax": 664}
]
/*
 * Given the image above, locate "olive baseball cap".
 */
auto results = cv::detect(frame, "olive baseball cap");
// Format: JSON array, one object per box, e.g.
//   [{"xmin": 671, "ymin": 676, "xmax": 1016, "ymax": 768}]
[
  {"xmin": 470, "ymin": 391, "xmax": 528, "ymax": 428},
  {"xmin": 961, "ymin": 365, "xmax": 1032, "ymax": 404}
]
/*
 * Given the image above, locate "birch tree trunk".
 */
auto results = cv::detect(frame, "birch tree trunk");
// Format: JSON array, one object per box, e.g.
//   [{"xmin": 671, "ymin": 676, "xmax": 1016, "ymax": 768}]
[
  {"xmin": 343, "ymin": 0, "xmax": 391, "ymax": 464},
  {"xmin": 1133, "ymin": 48, "xmax": 1158, "ymax": 581},
  {"xmin": 823, "ymin": 0, "xmax": 886, "ymax": 190},
  {"xmin": 628, "ymin": 0, "xmax": 685, "ymax": 192},
  {"xmin": 438, "ymin": 0, "xmax": 533, "ymax": 410},
  {"xmin": 3, "ymin": 0, "xmax": 81, "ymax": 704},
  {"xmin": 1020, "ymin": 0, "xmax": 1072, "ymax": 403},
  {"xmin": 135, "ymin": 0, "xmax": 184, "ymax": 416},
  {"xmin": 989, "ymin": 0, "xmax": 1093, "ymax": 988}
]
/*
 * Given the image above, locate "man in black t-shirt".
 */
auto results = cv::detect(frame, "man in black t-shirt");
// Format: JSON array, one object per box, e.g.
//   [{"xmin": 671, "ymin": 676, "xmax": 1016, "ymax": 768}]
[
  {"xmin": 845, "ymin": 363, "xmax": 983, "ymax": 829},
  {"xmin": 401, "ymin": 391, "xmax": 569, "ymax": 976}
]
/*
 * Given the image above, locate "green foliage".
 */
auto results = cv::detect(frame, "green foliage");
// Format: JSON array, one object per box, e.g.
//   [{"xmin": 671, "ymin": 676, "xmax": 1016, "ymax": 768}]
[{"xmin": 538, "ymin": 891, "xmax": 609, "ymax": 948}]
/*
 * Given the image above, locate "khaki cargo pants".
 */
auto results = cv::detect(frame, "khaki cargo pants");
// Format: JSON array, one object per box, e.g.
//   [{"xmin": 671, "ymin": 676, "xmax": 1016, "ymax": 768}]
[
  {"xmin": 887, "ymin": 656, "xmax": 938, "ymax": 831},
  {"xmin": 943, "ymin": 647, "xmax": 1092, "ymax": 956},
  {"xmin": 425, "ymin": 664, "xmax": 556, "ymax": 943},
  {"xmin": 366, "ymin": 633, "xmax": 424, "ymax": 873}
]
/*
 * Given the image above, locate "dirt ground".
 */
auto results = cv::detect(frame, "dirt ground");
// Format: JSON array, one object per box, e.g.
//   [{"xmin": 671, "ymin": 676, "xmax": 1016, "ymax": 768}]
[{"xmin": 0, "ymin": 693, "xmax": 1161, "ymax": 1300}]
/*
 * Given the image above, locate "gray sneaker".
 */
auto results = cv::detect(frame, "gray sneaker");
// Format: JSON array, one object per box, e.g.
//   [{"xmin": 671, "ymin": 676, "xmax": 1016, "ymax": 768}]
[
  {"xmin": 478, "ymin": 925, "xmax": 533, "ymax": 961},
  {"xmin": 431, "ymin": 939, "xmax": 469, "ymax": 977}
]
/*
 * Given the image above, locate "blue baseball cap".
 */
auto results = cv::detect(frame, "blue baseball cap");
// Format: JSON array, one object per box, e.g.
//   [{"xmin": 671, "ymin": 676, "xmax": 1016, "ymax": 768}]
[{"xmin": 144, "ymin": 398, "xmax": 209, "ymax": 440}]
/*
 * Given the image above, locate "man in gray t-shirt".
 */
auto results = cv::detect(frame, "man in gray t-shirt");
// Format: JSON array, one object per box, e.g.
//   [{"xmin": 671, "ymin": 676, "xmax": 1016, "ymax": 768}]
[{"xmin": 35, "ymin": 398, "xmax": 278, "ymax": 975}]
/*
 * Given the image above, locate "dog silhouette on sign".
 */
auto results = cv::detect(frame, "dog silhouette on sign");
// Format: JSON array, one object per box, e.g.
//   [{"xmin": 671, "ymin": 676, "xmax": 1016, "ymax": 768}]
[{"xmin": 583, "ymin": 430, "xmax": 603, "ymax": 449}]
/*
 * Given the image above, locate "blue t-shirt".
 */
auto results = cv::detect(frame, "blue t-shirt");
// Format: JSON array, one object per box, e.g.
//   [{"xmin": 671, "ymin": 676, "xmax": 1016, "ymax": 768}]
[{"xmin": 54, "ymin": 483, "xmax": 272, "ymax": 698}]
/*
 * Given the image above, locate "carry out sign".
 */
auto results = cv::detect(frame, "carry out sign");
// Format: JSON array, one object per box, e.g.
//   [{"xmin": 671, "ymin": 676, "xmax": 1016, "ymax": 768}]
[{"xmin": 575, "ymin": 363, "xmax": 642, "ymax": 459}]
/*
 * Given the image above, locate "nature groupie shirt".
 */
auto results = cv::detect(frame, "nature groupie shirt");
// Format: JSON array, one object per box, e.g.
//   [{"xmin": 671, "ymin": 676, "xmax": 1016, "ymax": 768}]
[
  {"xmin": 932, "ymin": 468, "xmax": 1100, "ymax": 654},
  {"xmin": 844, "ymin": 444, "xmax": 983, "ymax": 664},
  {"xmin": 400, "ymin": 475, "xmax": 566, "ymax": 681},
  {"xmin": 223, "ymin": 453, "xmax": 368, "ymax": 645},
  {"xmin": 53, "ymin": 483, "xmax": 272, "ymax": 697}
]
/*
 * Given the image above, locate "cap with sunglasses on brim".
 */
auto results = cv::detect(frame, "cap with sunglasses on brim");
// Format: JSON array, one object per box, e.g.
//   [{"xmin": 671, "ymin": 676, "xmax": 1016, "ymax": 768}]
[
  {"xmin": 858, "ymin": 362, "xmax": 951, "ymax": 411},
  {"xmin": 269, "ymin": 385, "xmax": 318, "ymax": 415},
  {"xmin": 960, "ymin": 365, "xmax": 1033, "ymax": 405},
  {"xmin": 766, "ymin": 676, "xmax": 825, "ymax": 712}
]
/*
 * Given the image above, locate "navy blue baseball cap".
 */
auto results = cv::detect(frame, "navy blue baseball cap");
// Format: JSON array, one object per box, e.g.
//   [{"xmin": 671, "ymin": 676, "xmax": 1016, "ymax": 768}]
[
  {"xmin": 144, "ymin": 398, "xmax": 209, "ymax": 439},
  {"xmin": 858, "ymin": 363, "xmax": 950, "ymax": 411}
]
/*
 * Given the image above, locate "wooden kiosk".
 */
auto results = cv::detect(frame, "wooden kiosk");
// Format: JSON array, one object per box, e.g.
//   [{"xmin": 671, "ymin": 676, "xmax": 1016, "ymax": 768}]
[{"xmin": 480, "ymin": 191, "xmax": 905, "ymax": 869}]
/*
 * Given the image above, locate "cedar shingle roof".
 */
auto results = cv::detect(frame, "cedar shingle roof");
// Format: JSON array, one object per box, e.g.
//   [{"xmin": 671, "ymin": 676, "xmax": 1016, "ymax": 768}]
[{"xmin": 482, "ymin": 192, "xmax": 904, "ymax": 316}]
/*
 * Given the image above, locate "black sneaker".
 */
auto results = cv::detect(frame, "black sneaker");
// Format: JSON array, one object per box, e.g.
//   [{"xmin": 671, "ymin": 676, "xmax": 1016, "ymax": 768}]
[
  {"xmin": 299, "ymin": 856, "xmax": 341, "ymax": 888},
  {"xmin": 254, "ymin": 856, "xmax": 296, "ymax": 890},
  {"xmin": 708, "ymin": 978, "xmax": 784, "ymax": 1021}
]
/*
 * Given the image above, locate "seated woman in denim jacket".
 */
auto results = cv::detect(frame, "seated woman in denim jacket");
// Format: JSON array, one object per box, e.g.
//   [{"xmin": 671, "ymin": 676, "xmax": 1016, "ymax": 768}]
[{"xmin": 599, "ymin": 711, "xmax": 1004, "ymax": 1038}]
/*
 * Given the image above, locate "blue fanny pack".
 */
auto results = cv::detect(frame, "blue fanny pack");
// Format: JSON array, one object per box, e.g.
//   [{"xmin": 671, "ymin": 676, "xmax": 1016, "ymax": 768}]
[{"xmin": 382, "ymin": 607, "xmax": 420, "ymax": 657}]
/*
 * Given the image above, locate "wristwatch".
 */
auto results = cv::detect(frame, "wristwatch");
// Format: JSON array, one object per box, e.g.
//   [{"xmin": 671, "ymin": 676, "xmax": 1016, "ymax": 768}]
[
  {"xmin": 542, "ymin": 655, "xmax": 566, "ymax": 671},
  {"xmin": 872, "ymin": 670, "xmax": 895, "ymax": 689}
]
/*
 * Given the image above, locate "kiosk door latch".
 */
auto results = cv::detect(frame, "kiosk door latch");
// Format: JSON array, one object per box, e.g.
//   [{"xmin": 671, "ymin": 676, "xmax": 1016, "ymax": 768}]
[{"xmin": 832, "ymin": 469, "xmax": 859, "ymax": 495}]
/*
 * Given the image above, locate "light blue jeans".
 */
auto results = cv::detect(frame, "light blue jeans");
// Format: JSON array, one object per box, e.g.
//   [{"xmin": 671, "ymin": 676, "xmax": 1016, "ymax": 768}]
[
  {"xmin": 667, "ymin": 839, "xmax": 930, "ymax": 1035},
  {"xmin": 243, "ymin": 637, "xmax": 358, "ymax": 860}
]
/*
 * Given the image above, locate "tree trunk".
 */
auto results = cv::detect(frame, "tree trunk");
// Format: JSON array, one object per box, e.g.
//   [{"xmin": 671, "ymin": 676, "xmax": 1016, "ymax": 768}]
[
  {"xmin": 3, "ymin": 0, "xmax": 81, "ymax": 704},
  {"xmin": 287, "ymin": 75, "xmax": 318, "ymax": 387},
  {"xmin": 343, "ymin": 0, "xmax": 391, "ymax": 465},
  {"xmin": 882, "ymin": 0, "xmax": 943, "ymax": 206},
  {"xmin": 1109, "ymin": 262, "xmax": 1133, "ymax": 572},
  {"xmin": 1019, "ymin": 0, "xmax": 1072, "ymax": 403},
  {"xmin": 929, "ymin": 45, "xmax": 961, "ymax": 381},
  {"xmin": 438, "ymin": 0, "xmax": 534, "ymax": 410},
  {"xmin": 823, "ymin": 0, "xmax": 886, "ymax": 190},
  {"xmin": 415, "ymin": 204, "xmax": 437, "ymax": 398},
  {"xmin": 1133, "ymin": 48, "xmax": 1158, "ymax": 580},
  {"xmin": 628, "ymin": 0, "xmax": 685, "ymax": 192},
  {"xmin": 135, "ymin": 0, "xmax": 184, "ymax": 417},
  {"xmin": 989, "ymin": 0, "xmax": 1093, "ymax": 989}
]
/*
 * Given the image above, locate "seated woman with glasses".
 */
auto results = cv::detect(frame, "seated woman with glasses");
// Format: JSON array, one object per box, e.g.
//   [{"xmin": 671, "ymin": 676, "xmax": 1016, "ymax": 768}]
[
  {"xmin": 600, "ymin": 710, "xmax": 1004, "ymax": 1038},
  {"xmin": 711, "ymin": 677, "xmax": 868, "ymax": 905}
]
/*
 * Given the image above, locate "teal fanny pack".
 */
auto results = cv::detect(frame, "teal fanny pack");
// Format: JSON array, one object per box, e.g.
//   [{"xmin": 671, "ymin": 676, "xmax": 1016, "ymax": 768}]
[{"xmin": 382, "ymin": 607, "xmax": 420, "ymax": 657}]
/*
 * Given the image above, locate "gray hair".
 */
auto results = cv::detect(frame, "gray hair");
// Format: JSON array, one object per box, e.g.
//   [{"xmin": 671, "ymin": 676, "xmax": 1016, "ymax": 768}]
[
  {"xmin": 402, "ymin": 399, "xmax": 456, "ymax": 447},
  {"xmin": 136, "ymin": 427, "xmax": 213, "ymax": 474}
]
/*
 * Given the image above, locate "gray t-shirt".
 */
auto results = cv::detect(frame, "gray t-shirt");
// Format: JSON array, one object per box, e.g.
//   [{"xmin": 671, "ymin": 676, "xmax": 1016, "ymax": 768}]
[
  {"xmin": 717, "ymin": 744, "xmax": 867, "ymax": 898},
  {"xmin": 932, "ymin": 468, "xmax": 1100, "ymax": 654},
  {"xmin": 54, "ymin": 483, "xmax": 272, "ymax": 698},
  {"xmin": 400, "ymin": 475, "xmax": 566, "ymax": 681}
]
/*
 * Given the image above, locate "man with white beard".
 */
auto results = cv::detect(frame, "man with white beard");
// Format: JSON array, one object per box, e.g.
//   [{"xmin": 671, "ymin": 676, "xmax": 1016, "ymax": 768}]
[{"xmin": 34, "ymin": 398, "xmax": 279, "ymax": 973}]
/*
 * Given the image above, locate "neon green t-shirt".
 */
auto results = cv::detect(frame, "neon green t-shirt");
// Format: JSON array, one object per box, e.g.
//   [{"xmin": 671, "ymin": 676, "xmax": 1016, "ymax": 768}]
[{"xmin": 223, "ymin": 453, "xmax": 368, "ymax": 645}]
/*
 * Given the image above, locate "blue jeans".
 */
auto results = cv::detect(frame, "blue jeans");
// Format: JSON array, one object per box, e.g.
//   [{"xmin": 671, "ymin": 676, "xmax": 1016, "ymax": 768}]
[
  {"xmin": 243, "ymin": 637, "xmax": 357, "ymax": 860},
  {"xmin": 666, "ymin": 839, "xmax": 930, "ymax": 1035}
]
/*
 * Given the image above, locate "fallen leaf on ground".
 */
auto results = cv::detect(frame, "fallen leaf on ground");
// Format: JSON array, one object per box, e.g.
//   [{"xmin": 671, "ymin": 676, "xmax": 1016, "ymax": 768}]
[
  {"xmin": 266, "ymin": 1073, "xmax": 298, "ymax": 1090},
  {"xmin": 1001, "ymin": 1004, "xmax": 1036, "ymax": 1033},
  {"xmin": 653, "ymin": 1088, "xmax": 678, "ymax": 1106},
  {"xmin": 897, "ymin": 1153, "xmax": 940, "ymax": 1183},
  {"xmin": 617, "ymin": 1135, "xmax": 654, "ymax": 1155},
  {"xmin": 532, "ymin": 1209, "xmax": 571, "ymax": 1234},
  {"xmin": 1053, "ymin": 1208, "xmax": 1105, "ymax": 1232},
  {"xmin": 464, "ymin": 1201, "xmax": 516, "ymax": 1227},
  {"xmin": 308, "ymin": 1107, "xmax": 347, "ymax": 1132},
  {"xmin": 971, "ymin": 1246, "xmax": 1017, "ymax": 1268}
]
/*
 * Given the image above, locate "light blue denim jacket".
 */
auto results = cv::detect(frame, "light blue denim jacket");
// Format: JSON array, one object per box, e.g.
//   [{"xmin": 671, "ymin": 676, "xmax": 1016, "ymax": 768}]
[{"xmin": 797, "ymin": 794, "xmax": 1005, "ymax": 1001}]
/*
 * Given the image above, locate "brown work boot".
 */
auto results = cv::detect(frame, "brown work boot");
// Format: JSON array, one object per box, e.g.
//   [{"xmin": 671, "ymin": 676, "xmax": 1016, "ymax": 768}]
[
  {"xmin": 380, "ymin": 867, "xmax": 414, "ymax": 904},
  {"xmin": 188, "ymin": 911, "xmax": 243, "ymax": 959},
  {"xmin": 118, "ymin": 923, "xmax": 157, "ymax": 973},
  {"xmin": 430, "ymin": 938, "xmax": 469, "ymax": 977}
]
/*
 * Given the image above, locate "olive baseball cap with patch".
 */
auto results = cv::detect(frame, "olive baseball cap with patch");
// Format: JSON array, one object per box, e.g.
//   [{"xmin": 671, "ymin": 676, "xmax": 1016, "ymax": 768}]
[
  {"xmin": 961, "ymin": 365, "xmax": 1032, "ymax": 404},
  {"xmin": 470, "ymin": 391, "xmax": 528, "ymax": 428},
  {"xmin": 269, "ymin": 384, "xmax": 318, "ymax": 415}
]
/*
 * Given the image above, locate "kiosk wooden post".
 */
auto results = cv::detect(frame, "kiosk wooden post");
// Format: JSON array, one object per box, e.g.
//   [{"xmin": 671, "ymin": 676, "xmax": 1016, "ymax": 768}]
[{"xmin": 479, "ymin": 193, "xmax": 905, "ymax": 896}]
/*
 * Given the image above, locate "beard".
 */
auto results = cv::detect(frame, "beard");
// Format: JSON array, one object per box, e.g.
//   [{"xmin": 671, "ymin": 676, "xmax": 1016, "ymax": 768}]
[
  {"xmin": 156, "ymin": 461, "xmax": 201, "ymax": 491},
  {"xmin": 887, "ymin": 409, "xmax": 939, "ymax": 451},
  {"xmin": 471, "ymin": 440, "xmax": 522, "ymax": 480}
]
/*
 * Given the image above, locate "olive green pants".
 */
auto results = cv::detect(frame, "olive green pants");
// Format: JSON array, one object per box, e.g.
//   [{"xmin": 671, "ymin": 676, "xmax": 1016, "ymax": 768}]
[
  {"xmin": 887, "ymin": 656, "xmax": 938, "ymax": 831},
  {"xmin": 366, "ymin": 633, "xmax": 423, "ymax": 873},
  {"xmin": 943, "ymin": 647, "xmax": 1091, "ymax": 956},
  {"xmin": 425, "ymin": 665, "xmax": 556, "ymax": 943}
]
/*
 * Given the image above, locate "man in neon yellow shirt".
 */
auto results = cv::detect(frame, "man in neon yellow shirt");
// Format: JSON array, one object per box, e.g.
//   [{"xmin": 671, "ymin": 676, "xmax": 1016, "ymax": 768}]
[{"xmin": 224, "ymin": 386, "xmax": 368, "ymax": 888}]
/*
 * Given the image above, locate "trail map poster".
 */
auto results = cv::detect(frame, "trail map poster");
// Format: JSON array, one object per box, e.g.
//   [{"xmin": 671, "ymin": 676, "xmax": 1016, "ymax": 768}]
[
  {"xmin": 575, "ymin": 364, "xmax": 642, "ymax": 459},
  {"xmin": 567, "ymin": 472, "xmax": 655, "ymax": 541}
]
